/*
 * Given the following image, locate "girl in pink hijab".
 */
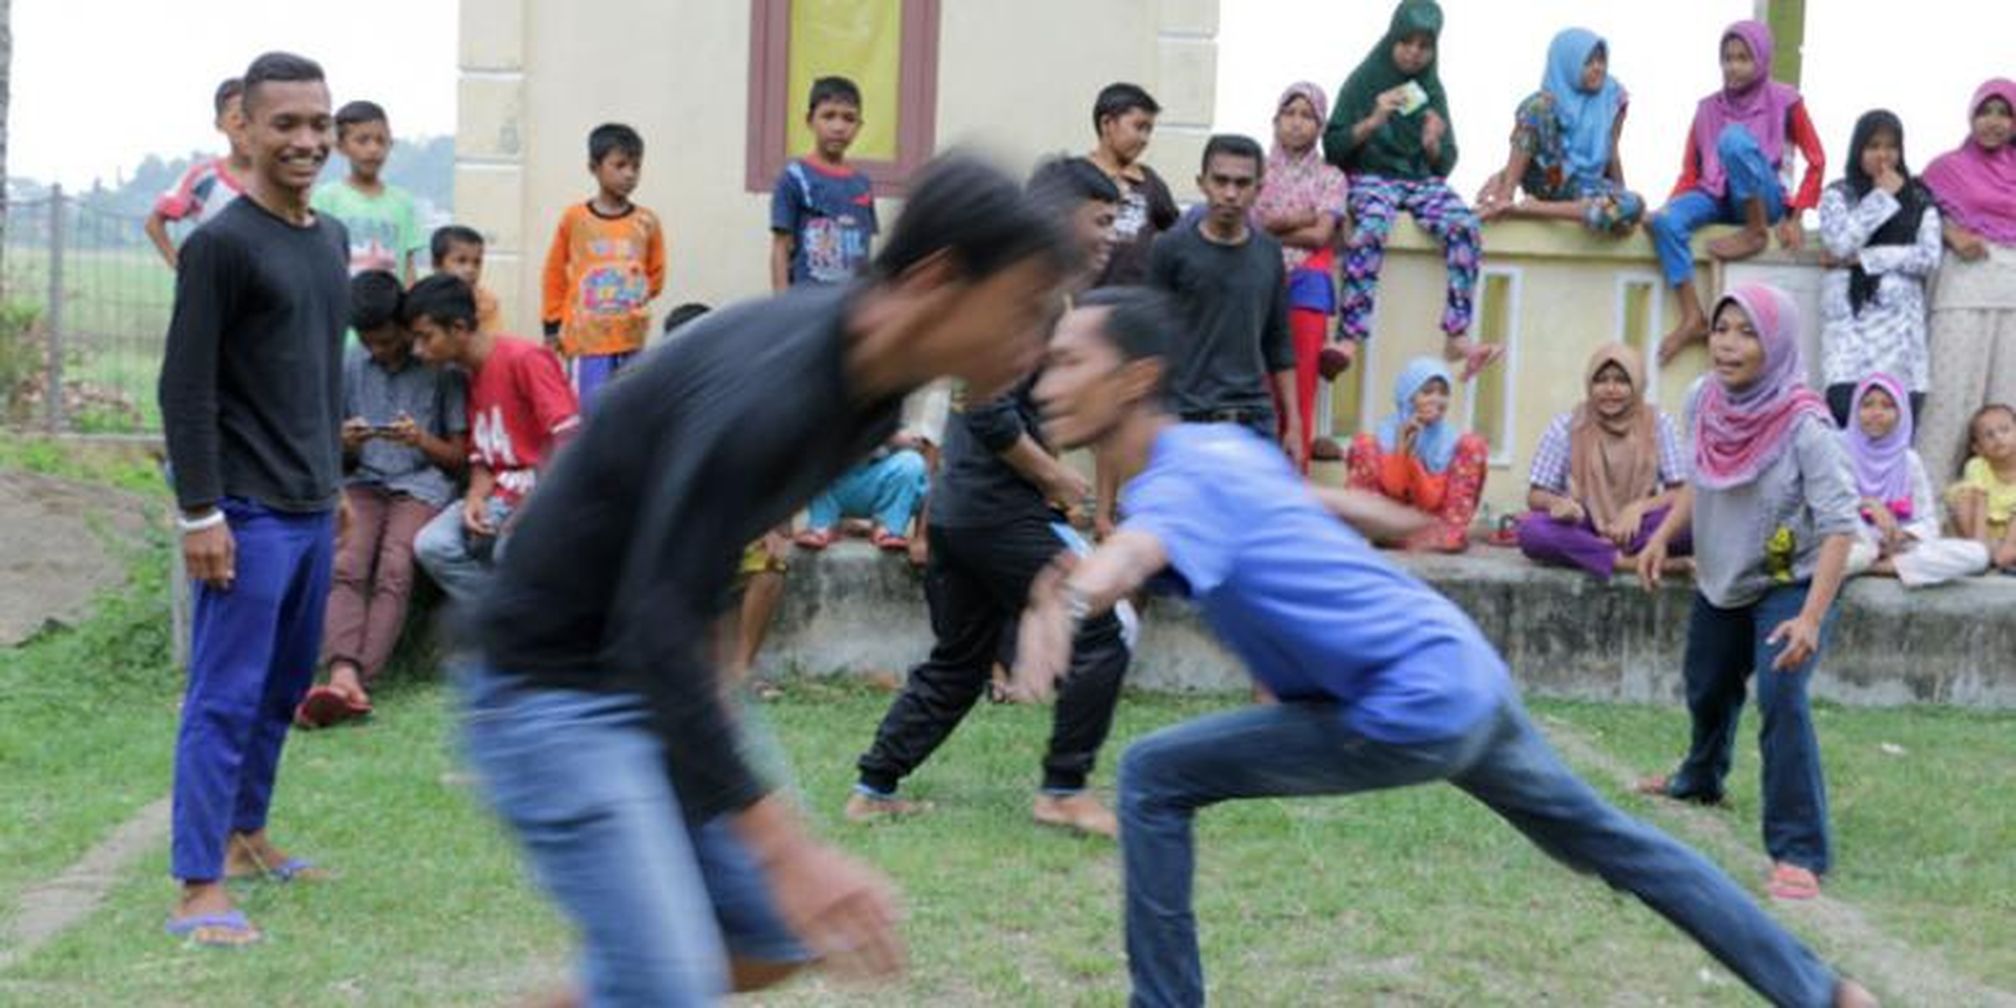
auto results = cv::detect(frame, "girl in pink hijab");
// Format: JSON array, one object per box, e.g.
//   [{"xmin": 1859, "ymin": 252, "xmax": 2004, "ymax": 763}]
[
  {"xmin": 1634, "ymin": 283, "xmax": 1861, "ymax": 902},
  {"xmin": 1914, "ymin": 79, "xmax": 2016, "ymax": 488},
  {"xmin": 1648, "ymin": 20, "xmax": 1826, "ymax": 367},
  {"xmin": 1255, "ymin": 82, "xmax": 1350, "ymax": 468}
]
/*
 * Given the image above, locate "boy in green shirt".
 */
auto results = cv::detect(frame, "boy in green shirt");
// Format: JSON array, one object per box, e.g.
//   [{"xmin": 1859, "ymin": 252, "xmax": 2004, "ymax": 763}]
[{"xmin": 312, "ymin": 100, "xmax": 422, "ymax": 281}]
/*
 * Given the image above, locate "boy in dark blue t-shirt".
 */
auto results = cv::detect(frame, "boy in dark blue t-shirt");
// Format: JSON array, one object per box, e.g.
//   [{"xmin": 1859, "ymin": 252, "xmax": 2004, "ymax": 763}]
[{"xmin": 769, "ymin": 76, "xmax": 879, "ymax": 290}]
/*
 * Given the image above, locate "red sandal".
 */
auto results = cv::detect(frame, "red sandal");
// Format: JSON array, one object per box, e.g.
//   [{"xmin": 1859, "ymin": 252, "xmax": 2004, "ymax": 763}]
[
  {"xmin": 794, "ymin": 528, "xmax": 837, "ymax": 551},
  {"xmin": 871, "ymin": 529, "xmax": 910, "ymax": 552}
]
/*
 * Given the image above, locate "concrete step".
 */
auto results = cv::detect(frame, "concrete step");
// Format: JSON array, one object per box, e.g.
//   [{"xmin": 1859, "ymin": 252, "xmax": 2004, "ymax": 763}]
[{"xmin": 760, "ymin": 541, "xmax": 2016, "ymax": 708}]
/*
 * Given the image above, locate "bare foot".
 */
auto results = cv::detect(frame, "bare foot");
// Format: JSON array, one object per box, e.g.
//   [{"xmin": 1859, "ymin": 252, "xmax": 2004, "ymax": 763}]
[
  {"xmin": 1833, "ymin": 978, "xmax": 1879, "ymax": 1008},
  {"xmin": 844, "ymin": 791, "xmax": 934, "ymax": 823},
  {"xmin": 1445, "ymin": 336, "xmax": 1503, "ymax": 381},
  {"xmin": 1657, "ymin": 313, "xmax": 1709, "ymax": 365},
  {"xmin": 1708, "ymin": 227, "xmax": 1769, "ymax": 261},
  {"xmin": 1032, "ymin": 792, "xmax": 1118, "ymax": 839},
  {"xmin": 327, "ymin": 662, "xmax": 372, "ymax": 709}
]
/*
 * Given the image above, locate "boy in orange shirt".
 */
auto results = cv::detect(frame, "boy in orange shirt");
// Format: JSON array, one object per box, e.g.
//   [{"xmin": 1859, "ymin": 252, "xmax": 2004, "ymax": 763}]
[{"xmin": 540, "ymin": 123, "xmax": 666, "ymax": 409}]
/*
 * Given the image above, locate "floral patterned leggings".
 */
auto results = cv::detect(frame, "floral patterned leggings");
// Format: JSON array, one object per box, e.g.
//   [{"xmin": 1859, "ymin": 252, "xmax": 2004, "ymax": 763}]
[{"xmin": 1341, "ymin": 175, "xmax": 1481, "ymax": 344}]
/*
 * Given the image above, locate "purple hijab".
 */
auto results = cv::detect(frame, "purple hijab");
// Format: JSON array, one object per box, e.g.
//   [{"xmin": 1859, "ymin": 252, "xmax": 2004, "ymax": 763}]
[
  {"xmin": 1692, "ymin": 283, "xmax": 1830, "ymax": 489},
  {"xmin": 1923, "ymin": 79, "xmax": 2016, "ymax": 245},
  {"xmin": 1690, "ymin": 20, "xmax": 1802, "ymax": 199},
  {"xmin": 1841, "ymin": 372, "xmax": 1915, "ymax": 513}
]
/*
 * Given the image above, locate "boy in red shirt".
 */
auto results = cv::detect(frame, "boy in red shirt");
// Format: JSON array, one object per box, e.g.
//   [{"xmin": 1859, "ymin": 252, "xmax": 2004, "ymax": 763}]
[
  {"xmin": 540, "ymin": 122, "xmax": 666, "ymax": 411},
  {"xmin": 410, "ymin": 275, "xmax": 580, "ymax": 603}
]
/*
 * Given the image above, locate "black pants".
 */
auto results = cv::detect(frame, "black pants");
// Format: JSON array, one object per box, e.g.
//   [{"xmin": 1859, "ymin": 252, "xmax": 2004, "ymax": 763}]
[
  {"xmin": 856, "ymin": 517, "xmax": 1130, "ymax": 794},
  {"xmin": 1825, "ymin": 382, "xmax": 1924, "ymax": 430}
]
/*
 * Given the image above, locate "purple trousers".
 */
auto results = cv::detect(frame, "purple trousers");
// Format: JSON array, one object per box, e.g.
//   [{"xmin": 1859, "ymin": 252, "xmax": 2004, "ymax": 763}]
[{"xmin": 1516, "ymin": 504, "xmax": 1690, "ymax": 577}]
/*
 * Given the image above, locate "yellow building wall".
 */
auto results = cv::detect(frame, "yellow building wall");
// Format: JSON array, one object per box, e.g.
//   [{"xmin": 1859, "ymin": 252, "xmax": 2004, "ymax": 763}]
[{"xmin": 455, "ymin": 0, "xmax": 1220, "ymax": 336}]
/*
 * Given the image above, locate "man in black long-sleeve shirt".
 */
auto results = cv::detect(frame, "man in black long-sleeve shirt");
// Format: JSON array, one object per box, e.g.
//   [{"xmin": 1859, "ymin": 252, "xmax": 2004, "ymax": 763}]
[
  {"xmin": 462, "ymin": 154, "xmax": 1068, "ymax": 1003},
  {"xmin": 155, "ymin": 52, "xmax": 349, "ymax": 948},
  {"xmin": 850, "ymin": 156, "xmax": 1134, "ymax": 836}
]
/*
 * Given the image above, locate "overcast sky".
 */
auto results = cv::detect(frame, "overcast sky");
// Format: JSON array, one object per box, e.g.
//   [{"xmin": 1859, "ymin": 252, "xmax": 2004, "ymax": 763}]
[{"xmin": 11, "ymin": 0, "xmax": 2009, "ymax": 206}]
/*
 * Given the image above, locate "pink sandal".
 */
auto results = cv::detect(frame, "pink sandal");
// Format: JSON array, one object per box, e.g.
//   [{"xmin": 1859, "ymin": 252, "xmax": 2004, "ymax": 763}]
[{"xmin": 872, "ymin": 530, "xmax": 910, "ymax": 552}]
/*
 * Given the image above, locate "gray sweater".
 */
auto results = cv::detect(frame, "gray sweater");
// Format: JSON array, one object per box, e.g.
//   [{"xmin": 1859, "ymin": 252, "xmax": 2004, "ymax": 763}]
[{"xmin": 1688, "ymin": 401, "xmax": 1861, "ymax": 609}]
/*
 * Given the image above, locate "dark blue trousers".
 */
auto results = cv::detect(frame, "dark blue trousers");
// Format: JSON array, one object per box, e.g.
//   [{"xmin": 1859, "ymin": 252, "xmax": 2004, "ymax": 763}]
[{"xmin": 171, "ymin": 498, "xmax": 335, "ymax": 881}]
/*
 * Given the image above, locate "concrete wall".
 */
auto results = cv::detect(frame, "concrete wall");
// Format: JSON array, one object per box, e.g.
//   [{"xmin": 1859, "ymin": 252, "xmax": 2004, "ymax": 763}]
[
  {"xmin": 764, "ymin": 544, "xmax": 2016, "ymax": 709},
  {"xmin": 455, "ymin": 0, "xmax": 1220, "ymax": 334}
]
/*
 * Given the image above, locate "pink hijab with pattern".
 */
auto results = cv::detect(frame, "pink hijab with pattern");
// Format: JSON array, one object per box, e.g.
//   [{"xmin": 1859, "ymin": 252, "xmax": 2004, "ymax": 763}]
[
  {"xmin": 1255, "ymin": 82, "xmax": 1348, "ymax": 272},
  {"xmin": 1691, "ymin": 283, "xmax": 1831, "ymax": 489}
]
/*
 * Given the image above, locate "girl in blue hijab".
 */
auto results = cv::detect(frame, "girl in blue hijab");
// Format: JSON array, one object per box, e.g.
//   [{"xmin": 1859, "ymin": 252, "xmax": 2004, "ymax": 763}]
[
  {"xmin": 1346, "ymin": 357, "xmax": 1490, "ymax": 551},
  {"xmin": 1476, "ymin": 28, "xmax": 1644, "ymax": 234}
]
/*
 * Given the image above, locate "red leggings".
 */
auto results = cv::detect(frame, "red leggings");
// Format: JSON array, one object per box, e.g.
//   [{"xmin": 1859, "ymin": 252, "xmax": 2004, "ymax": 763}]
[{"xmin": 1276, "ymin": 307, "xmax": 1327, "ymax": 472}]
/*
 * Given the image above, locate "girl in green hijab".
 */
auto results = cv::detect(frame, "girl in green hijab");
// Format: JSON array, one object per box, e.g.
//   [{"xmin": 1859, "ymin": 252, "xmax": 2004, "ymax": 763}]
[{"xmin": 1324, "ymin": 0, "xmax": 1498, "ymax": 380}]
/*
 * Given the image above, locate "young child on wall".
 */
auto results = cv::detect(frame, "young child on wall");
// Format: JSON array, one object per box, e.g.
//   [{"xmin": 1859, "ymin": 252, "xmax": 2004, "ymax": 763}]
[
  {"xmin": 1649, "ymin": 20, "xmax": 1824, "ymax": 365},
  {"xmin": 1946, "ymin": 403, "xmax": 2016, "ymax": 574},
  {"xmin": 1324, "ymin": 0, "xmax": 1498, "ymax": 380},
  {"xmin": 1838, "ymin": 374, "xmax": 1988, "ymax": 587},
  {"xmin": 1475, "ymin": 27, "xmax": 1644, "ymax": 235}
]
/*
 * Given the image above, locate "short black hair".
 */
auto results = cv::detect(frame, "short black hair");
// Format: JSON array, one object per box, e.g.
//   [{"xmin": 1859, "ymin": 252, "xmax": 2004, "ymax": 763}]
[
  {"xmin": 241, "ymin": 52, "xmax": 326, "ymax": 115},
  {"xmin": 1092, "ymin": 82, "xmax": 1160, "ymax": 135},
  {"xmin": 349, "ymin": 271, "xmax": 404, "ymax": 332},
  {"xmin": 663, "ymin": 303, "xmax": 712, "ymax": 336},
  {"xmin": 213, "ymin": 77, "xmax": 244, "ymax": 117},
  {"xmin": 870, "ymin": 151, "xmax": 1068, "ymax": 284},
  {"xmin": 1026, "ymin": 155, "xmax": 1121, "ymax": 215},
  {"xmin": 334, "ymin": 100, "xmax": 388, "ymax": 138},
  {"xmin": 1073, "ymin": 286, "xmax": 1175, "ymax": 370},
  {"xmin": 430, "ymin": 224, "xmax": 485, "ymax": 265},
  {"xmin": 807, "ymin": 75, "xmax": 863, "ymax": 115},
  {"xmin": 1201, "ymin": 134, "xmax": 1265, "ymax": 174},
  {"xmin": 400, "ymin": 274, "xmax": 478, "ymax": 330},
  {"xmin": 589, "ymin": 123, "xmax": 644, "ymax": 165}
]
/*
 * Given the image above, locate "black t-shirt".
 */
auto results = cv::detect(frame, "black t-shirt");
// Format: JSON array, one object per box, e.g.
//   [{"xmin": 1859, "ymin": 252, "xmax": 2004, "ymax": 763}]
[
  {"xmin": 1148, "ymin": 221, "xmax": 1293, "ymax": 415},
  {"xmin": 159, "ymin": 197, "xmax": 350, "ymax": 512},
  {"xmin": 1091, "ymin": 163, "xmax": 1180, "ymax": 289},
  {"xmin": 929, "ymin": 375, "xmax": 1062, "ymax": 529},
  {"xmin": 477, "ymin": 283, "xmax": 902, "ymax": 821}
]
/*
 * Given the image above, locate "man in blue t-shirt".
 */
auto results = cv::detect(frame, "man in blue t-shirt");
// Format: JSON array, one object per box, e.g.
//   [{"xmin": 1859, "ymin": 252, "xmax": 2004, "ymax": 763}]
[
  {"xmin": 768, "ymin": 76, "xmax": 880, "ymax": 290},
  {"xmin": 1009, "ymin": 288, "xmax": 1875, "ymax": 1008}
]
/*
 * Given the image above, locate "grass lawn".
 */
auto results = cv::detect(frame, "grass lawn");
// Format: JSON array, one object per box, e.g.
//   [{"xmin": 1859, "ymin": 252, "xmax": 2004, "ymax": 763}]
[{"xmin": 0, "ymin": 450, "xmax": 2009, "ymax": 1003}]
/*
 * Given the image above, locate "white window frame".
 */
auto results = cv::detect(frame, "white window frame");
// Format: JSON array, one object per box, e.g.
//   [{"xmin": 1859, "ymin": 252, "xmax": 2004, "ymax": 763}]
[
  {"xmin": 1613, "ymin": 271, "xmax": 1666, "ymax": 405},
  {"xmin": 1463, "ymin": 265, "xmax": 1521, "ymax": 468}
]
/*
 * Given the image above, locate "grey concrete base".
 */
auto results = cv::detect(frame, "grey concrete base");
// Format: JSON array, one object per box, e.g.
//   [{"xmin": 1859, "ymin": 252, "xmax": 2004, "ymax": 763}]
[{"xmin": 760, "ymin": 542, "xmax": 2016, "ymax": 708}]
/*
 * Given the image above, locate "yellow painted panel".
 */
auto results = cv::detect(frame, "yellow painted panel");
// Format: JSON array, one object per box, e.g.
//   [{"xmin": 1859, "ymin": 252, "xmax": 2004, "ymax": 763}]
[
  {"xmin": 1471, "ymin": 272, "xmax": 1513, "ymax": 452},
  {"xmin": 786, "ymin": 0, "xmax": 903, "ymax": 162}
]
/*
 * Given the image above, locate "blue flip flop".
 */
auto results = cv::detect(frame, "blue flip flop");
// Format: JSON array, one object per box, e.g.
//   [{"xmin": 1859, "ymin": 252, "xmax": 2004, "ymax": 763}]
[{"xmin": 165, "ymin": 909, "xmax": 261, "ymax": 947}]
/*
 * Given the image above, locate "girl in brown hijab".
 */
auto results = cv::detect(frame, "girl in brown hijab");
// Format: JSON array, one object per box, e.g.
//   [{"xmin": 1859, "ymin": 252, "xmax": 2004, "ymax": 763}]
[{"xmin": 1516, "ymin": 343, "xmax": 1691, "ymax": 575}]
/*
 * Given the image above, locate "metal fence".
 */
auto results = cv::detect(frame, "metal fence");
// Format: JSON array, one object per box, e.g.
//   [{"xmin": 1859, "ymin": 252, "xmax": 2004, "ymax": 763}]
[{"xmin": 1, "ymin": 186, "xmax": 175, "ymax": 433}]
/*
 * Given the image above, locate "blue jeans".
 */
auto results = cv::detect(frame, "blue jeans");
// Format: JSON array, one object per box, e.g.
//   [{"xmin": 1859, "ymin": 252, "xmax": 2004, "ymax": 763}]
[
  {"xmin": 172, "ymin": 498, "xmax": 336, "ymax": 880},
  {"xmin": 414, "ymin": 496, "xmax": 512, "ymax": 604},
  {"xmin": 1649, "ymin": 124, "xmax": 1787, "ymax": 286},
  {"xmin": 805, "ymin": 449, "xmax": 929, "ymax": 534},
  {"xmin": 1665, "ymin": 585, "xmax": 1834, "ymax": 873},
  {"xmin": 1118, "ymin": 698, "xmax": 1838, "ymax": 1008},
  {"xmin": 457, "ymin": 663, "xmax": 806, "ymax": 1006}
]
